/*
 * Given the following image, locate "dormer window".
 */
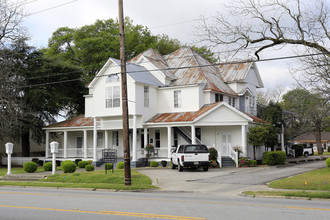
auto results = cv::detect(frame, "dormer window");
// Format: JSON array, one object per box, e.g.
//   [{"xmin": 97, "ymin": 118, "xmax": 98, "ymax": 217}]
[
  {"xmin": 106, "ymin": 74, "xmax": 119, "ymax": 83},
  {"xmin": 215, "ymin": 94, "xmax": 223, "ymax": 102}
]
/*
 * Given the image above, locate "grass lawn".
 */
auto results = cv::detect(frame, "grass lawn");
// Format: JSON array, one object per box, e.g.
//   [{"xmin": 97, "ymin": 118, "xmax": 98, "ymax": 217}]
[
  {"xmin": 0, "ymin": 167, "xmax": 46, "ymax": 176},
  {"xmin": 0, "ymin": 168, "xmax": 155, "ymax": 190},
  {"xmin": 243, "ymin": 167, "xmax": 330, "ymax": 199},
  {"xmin": 314, "ymin": 152, "xmax": 330, "ymax": 156}
]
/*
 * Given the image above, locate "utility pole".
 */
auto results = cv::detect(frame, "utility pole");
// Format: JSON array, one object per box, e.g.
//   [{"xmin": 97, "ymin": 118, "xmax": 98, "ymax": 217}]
[{"xmin": 118, "ymin": 0, "xmax": 131, "ymax": 186}]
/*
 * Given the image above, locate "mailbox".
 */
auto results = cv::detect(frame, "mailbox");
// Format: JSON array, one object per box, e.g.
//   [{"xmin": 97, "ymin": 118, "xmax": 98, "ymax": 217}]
[
  {"xmin": 5, "ymin": 143, "xmax": 13, "ymax": 155},
  {"xmin": 50, "ymin": 141, "xmax": 59, "ymax": 154}
]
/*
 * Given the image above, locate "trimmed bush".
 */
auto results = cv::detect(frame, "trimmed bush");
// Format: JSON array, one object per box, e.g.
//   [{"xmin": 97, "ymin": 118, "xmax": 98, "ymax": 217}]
[
  {"xmin": 31, "ymin": 158, "xmax": 39, "ymax": 164},
  {"xmin": 117, "ymin": 161, "xmax": 124, "ymax": 169},
  {"xmin": 250, "ymin": 160, "xmax": 257, "ymax": 167},
  {"xmin": 161, "ymin": 160, "xmax": 167, "ymax": 167},
  {"xmin": 262, "ymin": 151, "xmax": 286, "ymax": 165},
  {"xmin": 326, "ymin": 158, "xmax": 330, "ymax": 168},
  {"xmin": 292, "ymin": 144, "xmax": 304, "ymax": 158},
  {"xmin": 105, "ymin": 163, "xmax": 113, "ymax": 170},
  {"xmin": 85, "ymin": 164, "xmax": 95, "ymax": 171},
  {"xmin": 75, "ymin": 159, "xmax": 82, "ymax": 165},
  {"xmin": 23, "ymin": 162, "xmax": 38, "ymax": 173},
  {"xmin": 78, "ymin": 161, "xmax": 90, "ymax": 168},
  {"xmin": 37, "ymin": 160, "xmax": 44, "ymax": 166},
  {"xmin": 150, "ymin": 161, "xmax": 159, "ymax": 167},
  {"xmin": 209, "ymin": 147, "xmax": 218, "ymax": 160},
  {"xmin": 61, "ymin": 160, "xmax": 76, "ymax": 173},
  {"xmin": 43, "ymin": 162, "xmax": 53, "ymax": 171}
]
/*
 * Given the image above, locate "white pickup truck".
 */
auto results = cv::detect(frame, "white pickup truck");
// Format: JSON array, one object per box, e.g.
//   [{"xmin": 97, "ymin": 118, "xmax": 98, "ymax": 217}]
[{"xmin": 171, "ymin": 144, "xmax": 210, "ymax": 172}]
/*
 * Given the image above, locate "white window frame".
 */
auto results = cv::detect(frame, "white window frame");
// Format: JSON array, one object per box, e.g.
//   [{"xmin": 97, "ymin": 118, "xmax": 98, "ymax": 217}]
[
  {"xmin": 144, "ymin": 86, "xmax": 149, "ymax": 108},
  {"xmin": 106, "ymin": 86, "xmax": 120, "ymax": 108},
  {"xmin": 112, "ymin": 131, "xmax": 119, "ymax": 147},
  {"xmin": 174, "ymin": 90, "xmax": 181, "ymax": 108}
]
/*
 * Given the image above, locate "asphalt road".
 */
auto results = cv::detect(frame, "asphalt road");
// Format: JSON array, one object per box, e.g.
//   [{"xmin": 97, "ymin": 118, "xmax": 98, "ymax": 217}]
[
  {"xmin": 0, "ymin": 187, "xmax": 329, "ymax": 220},
  {"xmin": 138, "ymin": 160, "xmax": 327, "ymax": 196}
]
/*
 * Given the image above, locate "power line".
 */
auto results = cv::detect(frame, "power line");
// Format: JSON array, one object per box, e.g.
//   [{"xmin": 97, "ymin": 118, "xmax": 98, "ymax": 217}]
[
  {"xmin": 10, "ymin": 52, "xmax": 329, "ymax": 88},
  {"xmin": 27, "ymin": 0, "xmax": 79, "ymax": 16}
]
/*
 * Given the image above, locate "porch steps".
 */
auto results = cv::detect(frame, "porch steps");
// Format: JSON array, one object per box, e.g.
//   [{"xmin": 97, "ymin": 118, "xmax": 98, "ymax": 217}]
[
  {"xmin": 221, "ymin": 157, "xmax": 235, "ymax": 168},
  {"xmin": 173, "ymin": 127, "xmax": 192, "ymax": 144}
]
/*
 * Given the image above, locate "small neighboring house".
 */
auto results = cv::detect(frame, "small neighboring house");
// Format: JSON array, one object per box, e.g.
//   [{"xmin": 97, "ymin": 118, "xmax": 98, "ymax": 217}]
[
  {"xmin": 293, "ymin": 132, "xmax": 330, "ymax": 151},
  {"xmin": 43, "ymin": 47, "xmax": 265, "ymax": 164}
]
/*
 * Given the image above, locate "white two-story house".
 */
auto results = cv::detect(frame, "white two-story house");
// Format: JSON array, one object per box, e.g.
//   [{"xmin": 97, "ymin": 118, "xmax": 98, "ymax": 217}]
[{"xmin": 44, "ymin": 47, "xmax": 264, "ymax": 164}]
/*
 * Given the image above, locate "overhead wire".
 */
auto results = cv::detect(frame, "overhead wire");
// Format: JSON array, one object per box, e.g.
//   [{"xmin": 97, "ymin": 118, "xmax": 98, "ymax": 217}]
[{"xmin": 8, "ymin": 52, "xmax": 329, "ymax": 88}]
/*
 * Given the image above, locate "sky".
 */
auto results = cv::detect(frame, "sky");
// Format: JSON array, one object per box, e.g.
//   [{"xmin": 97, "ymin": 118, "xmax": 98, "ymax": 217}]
[{"xmin": 20, "ymin": 0, "xmax": 301, "ymax": 92}]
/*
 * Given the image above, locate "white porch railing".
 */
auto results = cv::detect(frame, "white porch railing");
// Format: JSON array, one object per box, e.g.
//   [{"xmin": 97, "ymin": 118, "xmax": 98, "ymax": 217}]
[
  {"xmin": 138, "ymin": 148, "xmax": 168, "ymax": 159},
  {"xmin": 55, "ymin": 148, "xmax": 106, "ymax": 159},
  {"xmin": 230, "ymin": 147, "xmax": 238, "ymax": 167}
]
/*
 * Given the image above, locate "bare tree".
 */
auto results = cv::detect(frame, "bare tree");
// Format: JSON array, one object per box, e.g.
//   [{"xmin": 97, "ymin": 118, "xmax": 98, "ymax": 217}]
[
  {"xmin": 0, "ymin": 0, "xmax": 26, "ymax": 46},
  {"xmin": 257, "ymin": 86, "xmax": 287, "ymax": 105},
  {"xmin": 198, "ymin": 0, "xmax": 329, "ymax": 60}
]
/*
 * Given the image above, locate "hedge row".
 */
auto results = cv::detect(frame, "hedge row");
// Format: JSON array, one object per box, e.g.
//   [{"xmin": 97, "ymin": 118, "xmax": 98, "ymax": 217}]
[{"xmin": 262, "ymin": 151, "xmax": 286, "ymax": 165}]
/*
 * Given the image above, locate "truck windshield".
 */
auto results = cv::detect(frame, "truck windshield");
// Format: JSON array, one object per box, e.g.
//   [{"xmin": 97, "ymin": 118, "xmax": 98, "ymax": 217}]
[{"xmin": 185, "ymin": 145, "xmax": 209, "ymax": 153}]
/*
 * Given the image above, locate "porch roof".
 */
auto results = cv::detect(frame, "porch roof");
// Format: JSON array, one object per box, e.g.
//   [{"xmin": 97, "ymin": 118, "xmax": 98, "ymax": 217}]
[
  {"xmin": 146, "ymin": 102, "xmax": 265, "ymax": 124},
  {"xmin": 45, "ymin": 115, "xmax": 94, "ymax": 129}
]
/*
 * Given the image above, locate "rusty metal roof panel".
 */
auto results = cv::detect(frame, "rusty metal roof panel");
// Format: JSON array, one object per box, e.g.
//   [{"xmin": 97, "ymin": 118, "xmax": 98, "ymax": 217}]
[
  {"xmin": 164, "ymin": 47, "xmax": 237, "ymax": 95},
  {"xmin": 147, "ymin": 102, "xmax": 220, "ymax": 123},
  {"xmin": 46, "ymin": 115, "xmax": 94, "ymax": 128},
  {"xmin": 217, "ymin": 62, "xmax": 252, "ymax": 82}
]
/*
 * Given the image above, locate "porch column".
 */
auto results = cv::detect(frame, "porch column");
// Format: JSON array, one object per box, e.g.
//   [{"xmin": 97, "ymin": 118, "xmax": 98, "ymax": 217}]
[
  {"xmin": 191, "ymin": 125, "xmax": 196, "ymax": 144},
  {"xmin": 105, "ymin": 130, "xmax": 109, "ymax": 148},
  {"xmin": 132, "ymin": 114, "xmax": 137, "ymax": 162},
  {"xmin": 45, "ymin": 131, "xmax": 49, "ymax": 158},
  {"xmin": 144, "ymin": 127, "xmax": 148, "ymax": 147},
  {"xmin": 281, "ymin": 123, "xmax": 285, "ymax": 151},
  {"xmin": 167, "ymin": 126, "xmax": 172, "ymax": 158},
  {"xmin": 63, "ymin": 131, "xmax": 68, "ymax": 158},
  {"xmin": 241, "ymin": 125, "xmax": 247, "ymax": 157},
  {"xmin": 83, "ymin": 130, "xmax": 87, "ymax": 158},
  {"xmin": 93, "ymin": 117, "xmax": 97, "ymax": 162}
]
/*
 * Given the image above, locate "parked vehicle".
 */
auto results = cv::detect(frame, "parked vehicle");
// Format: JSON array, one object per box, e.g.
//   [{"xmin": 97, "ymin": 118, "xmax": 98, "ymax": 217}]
[
  {"xmin": 286, "ymin": 143, "xmax": 314, "ymax": 158},
  {"xmin": 303, "ymin": 145, "xmax": 314, "ymax": 157},
  {"xmin": 171, "ymin": 144, "xmax": 210, "ymax": 172}
]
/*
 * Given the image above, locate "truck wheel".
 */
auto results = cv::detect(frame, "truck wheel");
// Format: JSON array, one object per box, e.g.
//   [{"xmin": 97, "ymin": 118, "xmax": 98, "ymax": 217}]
[
  {"xmin": 304, "ymin": 152, "xmax": 308, "ymax": 157},
  {"xmin": 171, "ymin": 160, "xmax": 176, "ymax": 169},
  {"xmin": 178, "ymin": 163, "xmax": 183, "ymax": 172},
  {"xmin": 203, "ymin": 166, "xmax": 208, "ymax": 171}
]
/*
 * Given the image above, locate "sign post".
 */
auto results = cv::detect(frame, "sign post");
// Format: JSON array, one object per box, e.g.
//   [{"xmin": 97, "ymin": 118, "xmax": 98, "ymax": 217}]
[{"xmin": 102, "ymin": 149, "xmax": 117, "ymax": 174}]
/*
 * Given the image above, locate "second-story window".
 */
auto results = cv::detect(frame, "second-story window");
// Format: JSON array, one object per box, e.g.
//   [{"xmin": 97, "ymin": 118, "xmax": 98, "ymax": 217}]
[
  {"xmin": 215, "ymin": 94, "xmax": 223, "ymax": 102},
  {"xmin": 106, "ymin": 86, "xmax": 120, "ymax": 108},
  {"xmin": 144, "ymin": 86, "xmax": 149, "ymax": 107},
  {"xmin": 228, "ymin": 97, "xmax": 232, "ymax": 106},
  {"xmin": 174, "ymin": 90, "xmax": 181, "ymax": 108},
  {"xmin": 232, "ymin": 98, "xmax": 236, "ymax": 107}
]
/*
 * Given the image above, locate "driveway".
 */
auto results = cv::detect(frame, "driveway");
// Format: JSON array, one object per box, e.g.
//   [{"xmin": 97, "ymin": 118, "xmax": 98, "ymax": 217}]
[{"xmin": 138, "ymin": 160, "xmax": 326, "ymax": 196}]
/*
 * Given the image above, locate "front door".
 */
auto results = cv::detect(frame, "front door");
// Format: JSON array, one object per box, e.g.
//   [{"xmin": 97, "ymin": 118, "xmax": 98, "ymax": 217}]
[{"xmin": 222, "ymin": 134, "xmax": 231, "ymax": 156}]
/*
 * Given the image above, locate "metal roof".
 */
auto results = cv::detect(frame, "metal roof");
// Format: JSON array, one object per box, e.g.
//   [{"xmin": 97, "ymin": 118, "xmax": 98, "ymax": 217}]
[
  {"xmin": 164, "ymin": 47, "xmax": 237, "ymax": 95},
  {"xmin": 45, "ymin": 115, "xmax": 94, "ymax": 128},
  {"xmin": 217, "ymin": 63, "xmax": 252, "ymax": 82}
]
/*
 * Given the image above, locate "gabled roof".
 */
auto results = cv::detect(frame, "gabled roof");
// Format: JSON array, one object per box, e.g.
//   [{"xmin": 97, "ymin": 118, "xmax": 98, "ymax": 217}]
[
  {"xmin": 217, "ymin": 62, "xmax": 264, "ymax": 88},
  {"xmin": 88, "ymin": 57, "xmax": 163, "ymax": 88},
  {"xmin": 164, "ymin": 47, "xmax": 237, "ymax": 96}
]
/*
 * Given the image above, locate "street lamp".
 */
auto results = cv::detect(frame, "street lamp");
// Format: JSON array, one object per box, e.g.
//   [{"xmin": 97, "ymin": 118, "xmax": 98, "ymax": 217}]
[
  {"xmin": 5, "ymin": 143, "xmax": 13, "ymax": 175},
  {"xmin": 50, "ymin": 141, "xmax": 59, "ymax": 175}
]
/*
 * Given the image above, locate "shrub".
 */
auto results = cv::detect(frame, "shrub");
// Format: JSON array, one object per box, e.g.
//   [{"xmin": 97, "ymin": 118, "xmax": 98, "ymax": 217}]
[
  {"xmin": 208, "ymin": 147, "xmax": 218, "ymax": 160},
  {"xmin": 75, "ymin": 159, "xmax": 82, "ymax": 165},
  {"xmin": 61, "ymin": 160, "xmax": 76, "ymax": 173},
  {"xmin": 150, "ymin": 161, "xmax": 159, "ymax": 167},
  {"xmin": 78, "ymin": 161, "xmax": 90, "ymax": 168},
  {"xmin": 85, "ymin": 164, "xmax": 95, "ymax": 171},
  {"xmin": 43, "ymin": 162, "xmax": 53, "ymax": 171},
  {"xmin": 292, "ymin": 144, "xmax": 304, "ymax": 157},
  {"xmin": 209, "ymin": 160, "xmax": 219, "ymax": 168},
  {"xmin": 105, "ymin": 163, "xmax": 113, "ymax": 170},
  {"xmin": 326, "ymin": 158, "xmax": 330, "ymax": 168},
  {"xmin": 37, "ymin": 160, "xmax": 44, "ymax": 166},
  {"xmin": 328, "ymin": 147, "xmax": 330, "ymax": 153},
  {"xmin": 262, "ymin": 151, "xmax": 286, "ymax": 165},
  {"xmin": 23, "ymin": 162, "xmax": 38, "ymax": 173},
  {"xmin": 161, "ymin": 160, "xmax": 167, "ymax": 167},
  {"xmin": 249, "ymin": 160, "xmax": 257, "ymax": 167},
  {"xmin": 117, "ymin": 161, "xmax": 124, "ymax": 169}
]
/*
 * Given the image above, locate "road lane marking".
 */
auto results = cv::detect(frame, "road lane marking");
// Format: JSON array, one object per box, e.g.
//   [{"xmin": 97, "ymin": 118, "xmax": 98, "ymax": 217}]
[
  {"xmin": 1, "ymin": 191, "xmax": 330, "ymax": 212},
  {"xmin": 0, "ymin": 205, "xmax": 205, "ymax": 220}
]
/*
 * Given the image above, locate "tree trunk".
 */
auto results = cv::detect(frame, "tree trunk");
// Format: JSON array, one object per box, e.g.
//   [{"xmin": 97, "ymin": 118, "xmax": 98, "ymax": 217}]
[
  {"xmin": 253, "ymin": 146, "xmax": 256, "ymax": 160},
  {"xmin": 21, "ymin": 129, "xmax": 30, "ymax": 157},
  {"xmin": 315, "ymin": 130, "xmax": 323, "ymax": 155}
]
